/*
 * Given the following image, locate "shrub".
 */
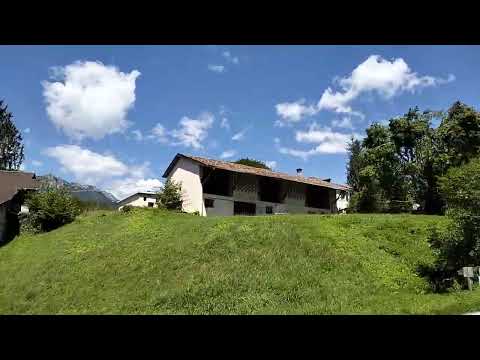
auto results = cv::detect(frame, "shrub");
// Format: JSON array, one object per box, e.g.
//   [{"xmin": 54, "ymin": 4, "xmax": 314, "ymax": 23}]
[
  {"xmin": 121, "ymin": 205, "xmax": 133, "ymax": 213},
  {"xmin": 424, "ymin": 157, "xmax": 480, "ymax": 291},
  {"xmin": 156, "ymin": 179, "xmax": 183, "ymax": 211},
  {"xmin": 23, "ymin": 187, "xmax": 81, "ymax": 233}
]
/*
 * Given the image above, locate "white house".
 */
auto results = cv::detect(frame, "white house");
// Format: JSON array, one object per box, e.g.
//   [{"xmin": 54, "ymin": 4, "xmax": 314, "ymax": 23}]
[
  {"xmin": 117, "ymin": 192, "xmax": 158, "ymax": 210},
  {"xmin": 162, "ymin": 154, "xmax": 351, "ymax": 216}
]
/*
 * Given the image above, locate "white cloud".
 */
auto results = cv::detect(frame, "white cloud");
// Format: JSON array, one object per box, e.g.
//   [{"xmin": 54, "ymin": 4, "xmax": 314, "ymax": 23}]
[
  {"xmin": 107, "ymin": 178, "xmax": 163, "ymax": 200},
  {"xmin": 44, "ymin": 144, "xmax": 162, "ymax": 199},
  {"xmin": 208, "ymin": 64, "xmax": 225, "ymax": 73},
  {"xmin": 222, "ymin": 50, "xmax": 239, "ymax": 64},
  {"xmin": 131, "ymin": 130, "xmax": 143, "ymax": 141},
  {"xmin": 232, "ymin": 128, "xmax": 248, "ymax": 141},
  {"xmin": 31, "ymin": 160, "xmax": 43, "ymax": 167},
  {"xmin": 276, "ymin": 124, "xmax": 361, "ymax": 159},
  {"xmin": 148, "ymin": 123, "xmax": 169, "ymax": 143},
  {"xmin": 20, "ymin": 163, "xmax": 26, "ymax": 171},
  {"xmin": 44, "ymin": 145, "xmax": 129, "ymax": 184},
  {"xmin": 331, "ymin": 116, "xmax": 354, "ymax": 130},
  {"xmin": 275, "ymin": 99, "xmax": 318, "ymax": 124},
  {"xmin": 220, "ymin": 150, "xmax": 237, "ymax": 159},
  {"xmin": 42, "ymin": 61, "xmax": 140, "ymax": 141},
  {"xmin": 318, "ymin": 55, "xmax": 454, "ymax": 116},
  {"xmin": 170, "ymin": 112, "xmax": 214, "ymax": 149},
  {"xmin": 265, "ymin": 161, "xmax": 277, "ymax": 169},
  {"xmin": 24, "ymin": 128, "xmax": 31, "ymax": 134},
  {"xmin": 220, "ymin": 117, "xmax": 230, "ymax": 131}
]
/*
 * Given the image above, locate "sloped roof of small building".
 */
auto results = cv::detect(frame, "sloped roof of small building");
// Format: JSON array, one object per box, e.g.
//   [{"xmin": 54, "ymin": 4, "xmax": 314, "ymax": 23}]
[
  {"xmin": 0, "ymin": 170, "xmax": 40, "ymax": 205},
  {"xmin": 163, "ymin": 153, "xmax": 351, "ymax": 191}
]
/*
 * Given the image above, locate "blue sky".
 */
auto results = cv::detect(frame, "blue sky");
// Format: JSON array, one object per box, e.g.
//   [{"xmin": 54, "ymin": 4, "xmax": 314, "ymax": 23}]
[{"xmin": 1, "ymin": 45, "xmax": 479, "ymax": 199}]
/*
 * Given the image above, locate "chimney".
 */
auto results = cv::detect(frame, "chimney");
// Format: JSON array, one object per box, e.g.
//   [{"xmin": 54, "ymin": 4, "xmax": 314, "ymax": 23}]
[{"xmin": 296, "ymin": 168, "xmax": 303, "ymax": 176}]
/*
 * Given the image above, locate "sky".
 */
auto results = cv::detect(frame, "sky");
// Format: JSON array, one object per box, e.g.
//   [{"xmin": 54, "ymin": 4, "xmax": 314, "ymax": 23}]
[{"xmin": 1, "ymin": 45, "xmax": 479, "ymax": 200}]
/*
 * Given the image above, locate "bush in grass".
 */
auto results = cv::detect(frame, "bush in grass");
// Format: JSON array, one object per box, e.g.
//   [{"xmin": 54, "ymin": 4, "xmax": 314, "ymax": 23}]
[
  {"xmin": 22, "ymin": 187, "xmax": 81, "ymax": 233},
  {"xmin": 121, "ymin": 205, "xmax": 133, "ymax": 213},
  {"xmin": 423, "ymin": 157, "xmax": 480, "ymax": 291},
  {"xmin": 156, "ymin": 179, "xmax": 183, "ymax": 211}
]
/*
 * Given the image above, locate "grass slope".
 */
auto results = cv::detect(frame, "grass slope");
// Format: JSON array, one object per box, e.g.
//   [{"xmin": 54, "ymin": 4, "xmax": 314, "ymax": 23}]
[{"xmin": 1, "ymin": 209, "xmax": 480, "ymax": 314}]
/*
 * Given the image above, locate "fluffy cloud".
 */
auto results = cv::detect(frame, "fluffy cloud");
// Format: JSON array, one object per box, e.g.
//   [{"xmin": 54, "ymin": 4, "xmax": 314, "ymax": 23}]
[
  {"xmin": 232, "ymin": 128, "xmax": 248, "ymax": 141},
  {"xmin": 31, "ymin": 160, "xmax": 43, "ymax": 167},
  {"xmin": 106, "ymin": 178, "xmax": 163, "ymax": 200},
  {"xmin": 275, "ymin": 99, "xmax": 318, "ymax": 124},
  {"xmin": 131, "ymin": 130, "xmax": 143, "ymax": 141},
  {"xmin": 220, "ymin": 150, "xmax": 237, "ymax": 159},
  {"xmin": 220, "ymin": 117, "xmax": 230, "ymax": 130},
  {"xmin": 277, "ymin": 124, "xmax": 361, "ymax": 159},
  {"xmin": 318, "ymin": 55, "xmax": 454, "ymax": 115},
  {"xmin": 42, "ymin": 61, "xmax": 140, "ymax": 141},
  {"xmin": 44, "ymin": 144, "xmax": 161, "ymax": 199},
  {"xmin": 170, "ymin": 112, "xmax": 214, "ymax": 149},
  {"xmin": 331, "ymin": 117, "xmax": 354, "ymax": 129},
  {"xmin": 265, "ymin": 161, "xmax": 277, "ymax": 169},
  {"xmin": 222, "ymin": 50, "xmax": 239, "ymax": 64},
  {"xmin": 208, "ymin": 64, "xmax": 225, "ymax": 73},
  {"xmin": 24, "ymin": 128, "xmax": 31, "ymax": 134},
  {"xmin": 148, "ymin": 123, "xmax": 169, "ymax": 143},
  {"xmin": 44, "ymin": 145, "xmax": 129, "ymax": 184}
]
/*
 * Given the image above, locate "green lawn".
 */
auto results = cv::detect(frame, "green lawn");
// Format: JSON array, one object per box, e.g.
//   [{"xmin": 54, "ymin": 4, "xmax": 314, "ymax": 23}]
[{"xmin": 1, "ymin": 209, "xmax": 479, "ymax": 314}]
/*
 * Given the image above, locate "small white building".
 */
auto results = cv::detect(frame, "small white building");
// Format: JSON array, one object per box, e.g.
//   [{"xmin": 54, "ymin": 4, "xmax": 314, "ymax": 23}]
[
  {"xmin": 162, "ymin": 153, "xmax": 351, "ymax": 216},
  {"xmin": 117, "ymin": 192, "xmax": 158, "ymax": 210}
]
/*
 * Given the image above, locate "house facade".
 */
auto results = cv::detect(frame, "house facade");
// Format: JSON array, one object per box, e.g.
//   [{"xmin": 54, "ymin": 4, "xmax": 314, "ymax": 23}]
[
  {"xmin": 117, "ymin": 192, "xmax": 158, "ymax": 210},
  {"xmin": 163, "ymin": 154, "xmax": 350, "ymax": 216},
  {"xmin": 0, "ymin": 171, "xmax": 39, "ymax": 243}
]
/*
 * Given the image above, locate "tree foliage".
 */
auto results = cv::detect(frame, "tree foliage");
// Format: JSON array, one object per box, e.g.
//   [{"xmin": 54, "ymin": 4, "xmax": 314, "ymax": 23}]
[
  {"xmin": 347, "ymin": 101, "xmax": 480, "ymax": 214},
  {"xmin": 423, "ymin": 157, "xmax": 480, "ymax": 291},
  {"xmin": 156, "ymin": 179, "xmax": 183, "ymax": 211},
  {"xmin": 22, "ymin": 187, "xmax": 81, "ymax": 233},
  {"xmin": 0, "ymin": 100, "xmax": 24, "ymax": 170},
  {"xmin": 234, "ymin": 158, "xmax": 271, "ymax": 170}
]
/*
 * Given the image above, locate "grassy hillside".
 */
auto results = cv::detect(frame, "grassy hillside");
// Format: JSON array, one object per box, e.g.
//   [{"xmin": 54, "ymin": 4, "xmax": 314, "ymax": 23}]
[{"xmin": 1, "ymin": 209, "xmax": 480, "ymax": 314}]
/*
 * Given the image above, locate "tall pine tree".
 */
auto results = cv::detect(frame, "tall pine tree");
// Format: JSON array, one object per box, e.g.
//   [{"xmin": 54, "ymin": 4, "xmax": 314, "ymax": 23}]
[{"xmin": 0, "ymin": 100, "xmax": 24, "ymax": 170}]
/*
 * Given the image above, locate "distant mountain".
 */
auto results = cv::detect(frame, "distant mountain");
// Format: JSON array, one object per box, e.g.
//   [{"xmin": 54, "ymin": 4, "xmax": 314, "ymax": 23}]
[{"xmin": 37, "ymin": 174, "xmax": 118, "ymax": 207}]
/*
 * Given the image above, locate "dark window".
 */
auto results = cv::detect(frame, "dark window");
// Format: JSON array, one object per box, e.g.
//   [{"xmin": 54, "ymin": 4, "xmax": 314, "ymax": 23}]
[
  {"xmin": 234, "ymin": 201, "xmax": 256, "ymax": 216},
  {"xmin": 258, "ymin": 177, "xmax": 284, "ymax": 203},
  {"xmin": 202, "ymin": 168, "xmax": 232, "ymax": 196},
  {"xmin": 143, "ymin": 197, "xmax": 147, "ymax": 201},
  {"xmin": 148, "ymin": 202, "xmax": 154, "ymax": 208},
  {"xmin": 305, "ymin": 186, "xmax": 331, "ymax": 209},
  {"xmin": 265, "ymin": 206, "xmax": 273, "ymax": 214},
  {"xmin": 204, "ymin": 198, "xmax": 214, "ymax": 208}
]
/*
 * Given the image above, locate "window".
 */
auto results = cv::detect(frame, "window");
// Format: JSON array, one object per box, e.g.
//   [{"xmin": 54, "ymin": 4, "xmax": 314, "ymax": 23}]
[
  {"xmin": 265, "ymin": 206, "xmax": 273, "ymax": 214},
  {"xmin": 148, "ymin": 202, "xmax": 154, "ymax": 208},
  {"xmin": 143, "ymin": 197, "xmax": 147, "ymax": 201},
  {"xmin": 204, "ymin": 198, "xmax": 214, "ymax": 208}
]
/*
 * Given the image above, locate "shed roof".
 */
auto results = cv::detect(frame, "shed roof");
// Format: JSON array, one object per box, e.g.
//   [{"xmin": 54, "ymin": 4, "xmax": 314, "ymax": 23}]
[
  {"xmin": 0, "ymin": 170, "xmax": 40, "ymax": 205},
  {"xmin": 163, "ymin": 153, "xmax": 350, "ymax": 191}
]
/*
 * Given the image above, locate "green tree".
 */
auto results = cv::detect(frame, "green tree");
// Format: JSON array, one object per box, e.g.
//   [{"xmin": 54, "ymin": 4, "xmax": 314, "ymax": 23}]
[
  {"xmin": 436, "ymin": 101, "xmax": 480, "ymax": 167},
  {"xmin": 346, "ymin": 137, "xmax": 362, "ymax": 192},
  {"xmin": 0, "ymin": 100, "xmax": 24, "ymax": 170},
  {"xmin": 157, "ymin": 179, "xmax": 183, "ymax": 211},
  {"xmin": 424, "ymin": 157, "xmax": 480, "ymax": 291},
  {"xmin": 234, "ymin": 158, "xmax": 271, "ymax": 170},
  {"xmin": 23, "ymin": 187, "xmax": 81, "ymax": 233}
]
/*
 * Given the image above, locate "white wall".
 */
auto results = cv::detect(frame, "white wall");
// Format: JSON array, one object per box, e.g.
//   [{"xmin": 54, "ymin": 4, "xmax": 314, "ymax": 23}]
[
  {"xmin": 118, "ymin": 194, "xmax": 157, "ymax": 210},
  {"xmin": 168, "ymin": 158, "xmax": 206, "ymax": 215}
]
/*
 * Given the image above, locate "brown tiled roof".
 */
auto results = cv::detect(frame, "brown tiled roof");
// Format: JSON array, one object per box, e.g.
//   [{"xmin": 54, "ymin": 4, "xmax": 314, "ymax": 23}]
[
  {"xmin": 0, "ymin": 171, "xmax": 40, "ymax": 205},
  {"xmin": 163, "ymin": 153, "xmax": 351, "ymax": 191}
]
